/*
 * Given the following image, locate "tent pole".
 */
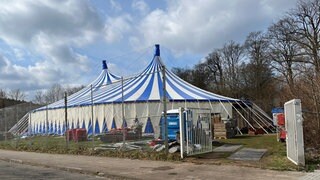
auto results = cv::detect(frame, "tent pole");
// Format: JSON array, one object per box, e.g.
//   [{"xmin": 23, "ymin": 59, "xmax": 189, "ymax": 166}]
[
  {"xmin": 239, "ymin": 101, "xmax": 275, "ymax": 132},
  {"xmin": 161, "ymin": 61, "xmax": 168, "ymax": 155},
  {"xmin": 121, "ymin": 76, "xmax": 126, "ymax": 147},
  {"xmin": 252, "ymin": 103, "xmax": 274, "ymax": 122},
  {"xmin": 64, "ymin": 92, "xmax": 69, "ymax": 149},
  {"xmin": 227, "ymin": 101, "xmax": 255, "ymax": 130},
  {"xmin": 218, "ymin": 100, "xmax": 232, "ymax": 117},
  {"xmin": 90, "ymin": 85, "xmax": 94, "ymax": 148},
  {"xmin": 234, "ymin": 101, "xmax": 269, "ymax": 134}
]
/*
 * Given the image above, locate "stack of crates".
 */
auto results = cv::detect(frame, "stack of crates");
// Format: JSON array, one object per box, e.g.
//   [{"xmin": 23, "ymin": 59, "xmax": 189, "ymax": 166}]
[
  {"xmin": 66, "ymin": 129, "xmax": 87, "ymax": 142},
  {"xmin": 75, "ymin": 128, "xmax": 87, "ymax": 142}
]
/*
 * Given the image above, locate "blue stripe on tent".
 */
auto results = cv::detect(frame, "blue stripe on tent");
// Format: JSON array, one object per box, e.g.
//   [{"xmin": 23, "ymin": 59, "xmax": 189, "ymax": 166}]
[
  {"xmin": 113, "ymin": 69, "xmax": 154, "ymax": 102},
  {"xmin": 87, "ymin": 120, "xmax": 93, "ymax": 136},
  {"xmin": 144, "ymin": 117, "xmax": 154, "ymax": 133},
  {"xmin": 111, "ymin": 65, "xmax": 156, "ymax": 102},
  {"xmin": 102, "ymin": 118, "xmax": 108, "ymax": 133},
  {"xmin": 97, "ymin": 65, "xmax": 153, "ymax": 102},
  {"xmin": 106, "ymin": 73, "xmax": 112, "ymax": 84},
  {"xmin": 166, "ymin": 75, "xmax": 194, "ymax": 100},
  {"xmin": 49, "ymin": 122, "xmax": 53, "ymax": 134},
  {"xmin": 82, "ymin": 120, "xmax": 86, "ymax": 129},
  {"xmin": 62, "ymin": 123, "xmax": 66, "ymax": 135},
  {"xmin": 94, "ymin": 119, "xmax": 100, "ymax": 135},
  {"xmin": 166, "ymin": 71, "xmax": 212, "ymax": 100},
  {"xmin": 157, "ymin": 72, "xmax": 172, "ymax": 100},
  {"xmin": 57, "ymin": 123, "xmax": 61, "ymax": 135},
  {"xmin": 137, "ymin": 72, "xmax": 155, "ymax": 101},
  {"xmin": 110, "ymin": 73, "xmax": 121, "ymax": 80},
  {"xmin": 54, "ymin": 121, "xmax": 57, "ymax": 134},
  {"xmin": 111, "ymin": 118, "xmax": 117, "ymax": 129},
  {"xmin": 122, "ymin": 119, "xmax": 127, "ymax": 128}
]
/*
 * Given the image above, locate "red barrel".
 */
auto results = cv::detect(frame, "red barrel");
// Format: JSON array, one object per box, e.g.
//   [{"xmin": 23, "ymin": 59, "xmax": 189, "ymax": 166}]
[{"xmin": 277, "ymin": 113, "xmax": 285, "ymax": 126}]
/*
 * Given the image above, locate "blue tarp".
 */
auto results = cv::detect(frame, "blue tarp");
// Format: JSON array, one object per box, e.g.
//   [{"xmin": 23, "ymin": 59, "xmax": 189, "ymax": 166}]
[{"xmin": 272, "ymin": 107, "xmax": 284, "ymax": 113}]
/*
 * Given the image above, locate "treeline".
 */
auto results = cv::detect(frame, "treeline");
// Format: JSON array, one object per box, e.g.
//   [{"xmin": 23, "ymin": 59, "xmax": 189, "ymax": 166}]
[
  {"xmin": 33, "ymin": 84, "xmax": 85, "ymax": 105},
  {"xmin": 172, "ymin": 0, "xmax": 320, "ymax": 131},
  {"xmin": 173, "ymin": 0, "xmax": 320, "ymax": 148},
  {"xmin": 0, "ymin": 84, "xmax": 84, "ymax": 106}
]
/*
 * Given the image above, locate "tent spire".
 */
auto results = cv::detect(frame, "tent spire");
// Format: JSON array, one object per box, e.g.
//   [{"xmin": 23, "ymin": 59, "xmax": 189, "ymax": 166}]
[
  {"xmin": 102, "ymin": 60, "xmax": 108, "ymax": 70},
  {"xmin": 155, "ymin": 44, "xmax": 160, "ymax": 56}
]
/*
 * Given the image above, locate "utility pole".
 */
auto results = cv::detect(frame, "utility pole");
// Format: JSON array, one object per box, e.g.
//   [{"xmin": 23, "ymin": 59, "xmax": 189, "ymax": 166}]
[
  {"xmin": 3, "ymin": 100, "xmax": 7, "ymax": 142},
  {"xmin": 64, "ymin": 92, "xmax": 68, "ymax": 149}
]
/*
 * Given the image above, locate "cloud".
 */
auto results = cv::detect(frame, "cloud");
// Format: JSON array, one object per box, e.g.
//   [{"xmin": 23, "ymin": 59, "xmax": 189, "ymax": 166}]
[
  {"xmin": 110, "ymin": 0, "xmax": 122, "ymax": 12},
  {"xmin": 131, "ymin": 0, "xmax": 298, "ymax": 55},
  {"xmin": 132, "ymin": 0, "xmax": 149, "ymax": 15},
  {"xmin": 0, "ymin": 0, "xmax": 103, "ymax": 98},
  {"xmin": 104, "ymin": 15, "xmax": 133, "ymax": 43}
]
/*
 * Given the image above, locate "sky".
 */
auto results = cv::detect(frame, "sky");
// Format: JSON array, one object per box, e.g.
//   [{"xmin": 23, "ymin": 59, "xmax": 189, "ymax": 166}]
[{"xmin": 0, "ymin": 0, "xmax": 298, "ymax": 101}]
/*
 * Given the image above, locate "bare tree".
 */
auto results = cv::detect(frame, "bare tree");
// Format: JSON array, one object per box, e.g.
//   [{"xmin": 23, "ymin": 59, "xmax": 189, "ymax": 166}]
[
  {"xmin": 220, "ymin": 41, "xmax": 244, "ymax": 97},
  {"xmin": 205, "ymin": 50, "xmax": 224, "ymax": 93},
  {"xmin": 267, "ymin": 18, "xmax": 303, "ymax": 95},
  {"xmin": 8, "ymin": 89, "xmax": 26, "ymax": 101},
  {"xmin": 288, "ymin": 0, "xmax": 320, "ymax": 73},
  {"xmin": 243, "ymin": 31, "xmax": 274, "ymax": 110},
  {"xmin": 44, "ymin": 84, "xmax": 64, "ymax": 104},
  {"xmin": 33, "ymin": 91, "xmax": 45, "ymax": 105},
  {"xmin": 286, "ymin": 0, "xmax": 320, "ymax": 129}
]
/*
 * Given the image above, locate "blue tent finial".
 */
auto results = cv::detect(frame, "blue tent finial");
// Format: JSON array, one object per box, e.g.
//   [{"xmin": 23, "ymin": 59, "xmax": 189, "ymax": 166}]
[
  {"xmin": 102, "ymin": 60, "xmax": 108, "ymax": 70},
  {"xmin": 155, "ymin": 44, "xmax": 160, "ymax": 56}
]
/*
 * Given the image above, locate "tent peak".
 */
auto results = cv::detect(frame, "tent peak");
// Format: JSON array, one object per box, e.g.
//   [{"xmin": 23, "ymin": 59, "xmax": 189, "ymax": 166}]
[
  {"xmin": 102, "ymin": 60, "xmax": 108, "ymax": 70},
  {"xmin": 154, "ymin": 44, "xmax": 160, "ymax": 56}
]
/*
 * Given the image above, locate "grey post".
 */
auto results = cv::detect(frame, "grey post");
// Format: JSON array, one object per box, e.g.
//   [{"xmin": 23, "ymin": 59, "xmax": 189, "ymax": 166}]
[{"xmin": 65, "ymin": 92, "xmax": 68, "ymax": 149}]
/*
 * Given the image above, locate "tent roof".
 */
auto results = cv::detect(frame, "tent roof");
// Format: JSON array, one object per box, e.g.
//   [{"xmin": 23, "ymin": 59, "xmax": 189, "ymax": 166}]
[{"xmin": 35, "ymin": 45, "xmax": 239, "ymax": 112}]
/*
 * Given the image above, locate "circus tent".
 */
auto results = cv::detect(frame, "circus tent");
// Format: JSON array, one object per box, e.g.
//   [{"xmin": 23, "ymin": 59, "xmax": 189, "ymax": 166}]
[{"xmin": 28, "ymin": 45, "xmax": 274, "ymax": 137}]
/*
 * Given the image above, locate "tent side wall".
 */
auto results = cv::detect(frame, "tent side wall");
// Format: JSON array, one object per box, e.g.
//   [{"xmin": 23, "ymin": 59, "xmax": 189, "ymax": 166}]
[{"xmin": 30, "ymin": 101, "xmax": 233, "ymax": 137}]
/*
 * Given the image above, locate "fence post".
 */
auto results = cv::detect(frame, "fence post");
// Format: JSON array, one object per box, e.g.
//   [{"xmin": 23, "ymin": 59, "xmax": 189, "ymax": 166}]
[
  {"xmin": 65, "ymin": 92, "xmax": 69, "ymax": 149},
  {"xmin": 179, "ymin": 107, "xmax": 185, "ymax": 159},
  {"xmin": 4, "ymin": 106, "xmax": 7, "ymax": 142},
  {"xmin": 121, "ymin": 76, "xmax": 126, "ymax": 148},
  {"xmin": 162, "ymin": 63, "xmax": 168, "ymax": 155}
]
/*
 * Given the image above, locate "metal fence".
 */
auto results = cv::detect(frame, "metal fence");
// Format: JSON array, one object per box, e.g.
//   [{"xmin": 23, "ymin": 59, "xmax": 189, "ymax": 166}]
[
  {"xmin": 0, "ymin": 102, "xmax": 40, "ymax": 140},
  {"xmin": 284, "ymin": 99, "xmax": 305, "ymax": 166},
  {"xmin": 179, "ymin": 107, "xmax": 212, "ymax": 158}
]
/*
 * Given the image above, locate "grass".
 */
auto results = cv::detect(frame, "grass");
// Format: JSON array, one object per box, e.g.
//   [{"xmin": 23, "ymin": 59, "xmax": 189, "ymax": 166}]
[
  {"xmin": 187, "ymin": 134, "xmax": 300, "ymax": 171},
  {"xmin": 0, "ymin": 134, "xmax": 314, "ymax": 171},
  {"xmin": 0, "ymin": 136, "xmax": 180, "ymax": 161}
]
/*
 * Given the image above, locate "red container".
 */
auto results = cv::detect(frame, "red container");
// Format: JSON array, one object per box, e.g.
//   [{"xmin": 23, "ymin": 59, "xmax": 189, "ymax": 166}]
[
  {"xmin": 277, "ymin": 113, "xmax": 285, "ymax": 126},
  {"xmin": 75, "ymin": 128, "xmax": 87, "ymax": 142},
  {"xmin": 279, "ymin": 129, "xmax": 286, "ymax": 142},
  {"xmin": 66, "ymin": 129, "xmax": 76, "ymax": 141}
]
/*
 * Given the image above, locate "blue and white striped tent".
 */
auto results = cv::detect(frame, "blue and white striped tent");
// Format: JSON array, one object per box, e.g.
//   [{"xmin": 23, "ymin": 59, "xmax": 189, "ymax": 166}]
[{"xmin": 29, "ymin": 45, "xmax": 243, "ymax": 136}]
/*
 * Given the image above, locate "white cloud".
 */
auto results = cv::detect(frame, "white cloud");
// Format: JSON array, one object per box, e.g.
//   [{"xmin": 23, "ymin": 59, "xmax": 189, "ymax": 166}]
[
  {"xmin": 131, "ymin": 0, "xmax": 298, "ymax": 55},
  {"xmin": 132, "ymin": 0, "xmax": 149, "ymax": 15},
  {"xmin": 104, "ymin": 15, "xmax": 133, "ymax": 43},
  {"xmin": 110, "ymin": 0, "xmax": 122, "ymax": 12},
  {"xmin": 0, "ymin": 0, "xmax": 103, "ymax": 98}
]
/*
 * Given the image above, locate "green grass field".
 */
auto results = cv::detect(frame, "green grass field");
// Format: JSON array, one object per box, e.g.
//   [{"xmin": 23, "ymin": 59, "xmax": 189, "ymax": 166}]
[{"xmin": 0, "ymin": 134, "xmax": 315, "ymax": 171}]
